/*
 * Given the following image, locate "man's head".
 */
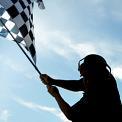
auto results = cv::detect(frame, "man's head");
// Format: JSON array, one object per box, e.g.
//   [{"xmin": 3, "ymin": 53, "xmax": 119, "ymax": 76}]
[{"xmin": 78, "ymin": 54, "xmax": 111, "ymax": 77}]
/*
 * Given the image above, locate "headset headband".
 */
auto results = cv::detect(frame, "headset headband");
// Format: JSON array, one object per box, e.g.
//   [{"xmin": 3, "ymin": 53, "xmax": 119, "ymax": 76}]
[{"xmin": 78, "ymin": 56, "xmax": 111, "ymax": 73}]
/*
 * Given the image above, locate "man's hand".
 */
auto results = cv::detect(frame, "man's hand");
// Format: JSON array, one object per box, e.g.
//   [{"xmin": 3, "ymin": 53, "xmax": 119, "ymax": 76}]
[
  {"xmin": 47, "ymin": 85, "xmax": 59, "ymax": 97},
  {"xmin": 40, "ymin": 74, "xmax": 54, "ymax": 85}
]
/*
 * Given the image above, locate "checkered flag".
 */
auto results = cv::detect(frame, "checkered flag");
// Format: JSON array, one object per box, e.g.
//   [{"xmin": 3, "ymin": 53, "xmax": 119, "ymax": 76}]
[
  {"xmin": 35, "ymin": 0, "xmax": 45, "ymax": 9},
  {"xmin": 0, "ymin": 5, "xmax": 24, "ymax": 43},
  {"xmin": 0, "ymin": 0, "xmax": 45, "ymax": 64}
]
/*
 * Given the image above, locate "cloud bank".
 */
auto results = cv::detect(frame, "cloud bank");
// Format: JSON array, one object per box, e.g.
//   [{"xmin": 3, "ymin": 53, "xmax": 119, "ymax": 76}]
[
  {"xmin": 15, "ymin": 98, "xmax": 71, "ymax": 122},
  {"xmin": 0, "ymin": 109, "xmax": 10, "ymax": 122},
  {"xmin": 113, "ymin": 66, "xmax": 122, "ymax": 80}
]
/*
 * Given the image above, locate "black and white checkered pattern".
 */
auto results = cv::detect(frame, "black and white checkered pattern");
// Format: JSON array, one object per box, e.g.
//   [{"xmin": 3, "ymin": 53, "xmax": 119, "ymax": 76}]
[
  {"xmin": 35, "ymin": 0, "xmax": 45, "ymax": 9},
  {"xmin": 0, "ymin": 0, "xmax": 45, "ymax": 63},
  {"xmin": 0, "ymin": 5, "xmax": 23, "ymax": 43},
  {"xmin": 0, "ymin": 0, "xmax": 44, "ymax": 64}
]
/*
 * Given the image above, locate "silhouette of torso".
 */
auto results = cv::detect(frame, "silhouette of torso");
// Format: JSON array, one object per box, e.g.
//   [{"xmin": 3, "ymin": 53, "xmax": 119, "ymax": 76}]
[{"xmin": 71, "ymin": 73, "xmax": 122, "ymax": 122}]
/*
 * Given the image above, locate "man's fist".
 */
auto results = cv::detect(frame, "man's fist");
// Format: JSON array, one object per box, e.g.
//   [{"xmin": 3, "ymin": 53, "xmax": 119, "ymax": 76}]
[
  {"xmin": 40, "ymin": 74, "xmax": 54, "ymax": 85},
  {"xmin": 47, "ymin": 85, "xmax": 59, "ymax": 97}
]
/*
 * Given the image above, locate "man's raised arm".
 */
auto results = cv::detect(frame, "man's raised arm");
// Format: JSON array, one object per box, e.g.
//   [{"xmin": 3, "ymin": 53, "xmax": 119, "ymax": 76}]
[{"xmin": 40, "ymin": 74, "xmax": 84, "ymax": 91}]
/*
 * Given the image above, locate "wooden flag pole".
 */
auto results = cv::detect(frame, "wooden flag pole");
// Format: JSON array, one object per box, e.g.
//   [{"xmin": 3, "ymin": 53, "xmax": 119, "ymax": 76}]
[{"xmin": 0, "ymin": 18, "xmax": 42, "ymax": 76}]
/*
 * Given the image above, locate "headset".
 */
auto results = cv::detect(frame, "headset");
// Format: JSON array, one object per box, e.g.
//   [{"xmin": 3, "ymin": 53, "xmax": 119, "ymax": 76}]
[
  {"xmin": 78, "ymin": 58, "xmax": 85, "ymax": 71},
  {"xmin": 78, "ymin": 54, "xmax": 111, "ymax": 73}
]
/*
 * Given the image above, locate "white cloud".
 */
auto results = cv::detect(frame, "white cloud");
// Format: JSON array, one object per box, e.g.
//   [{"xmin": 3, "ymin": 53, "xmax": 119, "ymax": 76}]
[
  {"xmin": 5, "ymin": 59, "xmax": 24, "ymax": 72},
  {"xmin": 0, "ymin": 53, "xmax": 37, "ymax": 80},
  {"xmin": 35, "ymin": 28, "xmax": 122, "ymax": 62},
  {"xmin": 33, "ymin": 0, "xmax": 122, "ymax": 62},
  {"xmin": 0, "ymin": 109, "xmax": 10, "ymax": 122},
  {"xmin": 35, "ymin": 30, "xmax": 97, "ymax": 59},
  {"xmin": 15, "ymin": 98, "xmax": 71, "ymax": 122},
  {"xmin": 0, "ymin": 54, "xmax": 24, "ymax": 72},
  {"xmin": 78, "ymin": 0, "xmax": 122, "ymax": 21},
  {"xmin": 70, "ymin": 43, "xmax": 96, "ymax": 57},
  {"xmin": 112, "ymin": 66, "xmax": 122, "ymax": 80}
]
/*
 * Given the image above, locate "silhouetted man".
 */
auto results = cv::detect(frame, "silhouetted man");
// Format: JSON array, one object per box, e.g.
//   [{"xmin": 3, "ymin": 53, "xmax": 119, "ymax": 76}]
[{"xmin": 40, "ymin": 54, "xmax": 122, "ymax": 122}]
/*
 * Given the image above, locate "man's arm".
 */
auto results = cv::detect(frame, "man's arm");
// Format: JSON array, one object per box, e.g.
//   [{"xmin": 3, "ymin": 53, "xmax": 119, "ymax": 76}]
[
  {"xmin": 40, "ymin": 74, "xmax": 84, "ymax": 91},
  {"xmin": 53, "ymin": 79, "xmax": 84, "ymax": 91},
  {"xmin": 47, "ymin": 85, "xmax": 72, "ymax": 120}
]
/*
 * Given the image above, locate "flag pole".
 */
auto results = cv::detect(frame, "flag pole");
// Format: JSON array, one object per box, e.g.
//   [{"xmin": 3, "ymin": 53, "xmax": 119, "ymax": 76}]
[{"xmin": 0, "ymin": 19, "xmax": 42, "ymax": 76}]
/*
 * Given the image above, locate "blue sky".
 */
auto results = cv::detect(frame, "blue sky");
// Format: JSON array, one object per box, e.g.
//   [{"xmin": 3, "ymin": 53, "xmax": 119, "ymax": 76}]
[{"xmin": 0, "ymin": 0, "xmax": 122, "ymax": 122}]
